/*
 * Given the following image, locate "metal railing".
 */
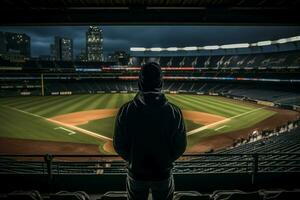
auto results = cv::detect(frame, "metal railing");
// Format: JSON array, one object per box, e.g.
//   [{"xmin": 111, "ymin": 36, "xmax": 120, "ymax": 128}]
[
  {"xmin": 1, "ymin": 153, "xmax": 300, "ymax": 175},
  {"xmin": 1, "ymin": 153, "xmax": 299, "ymax": 188}
]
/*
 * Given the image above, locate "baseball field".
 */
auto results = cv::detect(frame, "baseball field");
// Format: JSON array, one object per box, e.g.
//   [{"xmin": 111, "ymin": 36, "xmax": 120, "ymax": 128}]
[{"xmin": 0, "ymin": 93, "xmax": 298, "ymax": 154}]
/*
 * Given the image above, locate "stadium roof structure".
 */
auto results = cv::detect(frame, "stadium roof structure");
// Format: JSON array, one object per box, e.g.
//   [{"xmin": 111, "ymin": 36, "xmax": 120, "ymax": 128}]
[{"xmin": 0, "ymin": 0, "xmax": 300, "ymax": 25}]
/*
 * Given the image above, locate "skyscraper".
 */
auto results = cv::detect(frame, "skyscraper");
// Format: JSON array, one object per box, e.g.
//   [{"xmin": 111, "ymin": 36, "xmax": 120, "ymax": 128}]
[
  {"xmin": 49, "ymin": 44, "xmax": 56, "ymax": 61},
  {"xmin": 4, "ymin": 32, "xmax": 31, "ymax": 58},
  {"xmin": 113, "ymin": 51, "xmax": 130, "ymax": 65},
  {"xmin": 0, "ymin": 32, "xmax": 6, "ymax": 54},
  {"xmin": 54, "ymin": 36, "xmax": 73, "ymax": 61},
  {"xmin": 86, "ymin": 26, "xmax": 103, "ymax": 61}
]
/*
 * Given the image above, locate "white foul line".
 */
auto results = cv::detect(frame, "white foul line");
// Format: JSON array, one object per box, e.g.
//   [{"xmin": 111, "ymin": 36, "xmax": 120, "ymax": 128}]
[
  {"xmin": 47, "ymin": 118, "xmax": 112, "ymax": 141},
  {"xmin": 214, "ymin": 125, "xmax": 228, "ymax": 131},
  {"xmin": 3, "ymin": 105, "xmax": 112, "ymax": 141},
  {"xmin": 187, "ymin": 106, "xmax": 266, "ymax": 136},
  {"xmin": 54, "ymin": 127, "xmax": 76, "ymax": 135}
]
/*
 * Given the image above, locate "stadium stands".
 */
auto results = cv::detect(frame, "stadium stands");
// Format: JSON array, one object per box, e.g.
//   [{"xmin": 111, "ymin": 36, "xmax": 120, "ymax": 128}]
[
  {"xmin": 129, "ymin": 50, "xmax": 300, "ymax": 69},
  {"xmin": 1, "ymin": 50, "xmax": 300, "ymax": 107},
  {"xmin": 1, "ymin": 189, "xmax": 300, "ymax": 199}
]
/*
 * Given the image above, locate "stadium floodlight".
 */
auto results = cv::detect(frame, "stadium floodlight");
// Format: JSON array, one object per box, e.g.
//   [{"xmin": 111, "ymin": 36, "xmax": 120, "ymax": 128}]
[
  {"xmin": 203, "ymin": 45, "xmax": 220, "ymax": 50},
  {"xmin": 257, "ymin": 40, "xmax": 272, "ymax": 46},
  {"xmin": 130, "ymin": 47, "xmax": 146, "ymax": 51},
  {"xmin": 130, "ymin": 35, "xmax": 300, "ymax": 52},
  {"xmin": 183, "ymin": 46, "xmax": 198, "ymax": 51},
  {"xmin": 288, "ymin": 36, "xmax": 300, "ymax": 42},
  {"xmin": 276, "ymin": 38, "xmax": 288, "ymax": 44},
  {"xmin": 166, "ymin": 47, "xmax": 178, "ymax": 51},
  {"xmin": 221, "ymin": 43, "xmax": 250, "ymax": 49},
  {"xmin": 150, "ymin": 47, "xmax": 163, "ymax": 51}
]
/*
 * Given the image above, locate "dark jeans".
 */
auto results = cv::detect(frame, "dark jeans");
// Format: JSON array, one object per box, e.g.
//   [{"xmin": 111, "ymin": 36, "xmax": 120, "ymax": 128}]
[{"xmin": 126, "ymin": 174, "xmax": 174, "ymax": 200}]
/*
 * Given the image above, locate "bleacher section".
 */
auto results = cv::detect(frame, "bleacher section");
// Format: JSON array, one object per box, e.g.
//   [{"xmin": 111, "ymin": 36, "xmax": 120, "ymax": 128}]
[
  {"xmin": 1, "ymin": 79, "xmax": 300, "ymax": 106},
  {"xmin": 1, "ymin": 189, "xmax": 300, "ymax": 200}
]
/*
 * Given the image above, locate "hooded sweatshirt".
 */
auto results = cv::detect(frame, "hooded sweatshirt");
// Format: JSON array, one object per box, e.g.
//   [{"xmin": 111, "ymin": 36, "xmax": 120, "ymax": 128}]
[
  {"xmin": 113, "ymin": 92, "xmax": 186, "ymax": 181},
  {"xmin": 113, "ymin": 62, "xmax": 186, "ymax": 181}
]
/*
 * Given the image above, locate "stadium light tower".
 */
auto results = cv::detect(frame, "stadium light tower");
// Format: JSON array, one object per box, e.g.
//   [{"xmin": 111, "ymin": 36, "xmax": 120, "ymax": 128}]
[
  {"xmin": 130, "ymin": 47, "xmax": 146, "ymax": 51},
  {"xmin": 276, "ymin": 38, "xmax": 288, "ymax": 44},
  {"xmin": 167, "ymin": 47, "xmax": 178, "ymax": 51},
  {"xmin": 221, "ymin": 43, "xmax": 250, "ymax": 49},
  {"xmin": 203, "ymin": 45, "xmax": 220, "ymax": 50},
  {"xmin": 289, "ymin": 36, "xmax": 300, "ymax": 42},
  {"xmin": 130, "ymin": 35, "xmax": 300, "ymax": 52},
  {"xmin": 150, "ymin": 47, "xmax": 163, "ymax": 51},
  {"xmin": 183, "ymin": 46, "xmax": 198, "ymax": 51},
  {"xmin": 256, "ymin": 40, "xmax": 272, "ymax": 46}
]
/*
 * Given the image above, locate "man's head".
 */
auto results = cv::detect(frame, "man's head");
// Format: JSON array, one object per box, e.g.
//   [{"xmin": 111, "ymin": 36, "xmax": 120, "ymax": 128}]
[{"xmin": 138, "ymin": 62, "xmax": 163, "ymax": 92}]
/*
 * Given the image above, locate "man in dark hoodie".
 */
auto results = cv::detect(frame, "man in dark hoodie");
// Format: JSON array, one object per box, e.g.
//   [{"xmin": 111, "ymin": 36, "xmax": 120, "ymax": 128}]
[{"xmin": 113, "ymin": 62, "xmax": 187, "ymax": 200}]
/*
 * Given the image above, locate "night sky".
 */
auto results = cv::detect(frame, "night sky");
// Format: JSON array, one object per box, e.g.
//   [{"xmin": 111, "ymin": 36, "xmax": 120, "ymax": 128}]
[{"xmin": 0, "ymin": 26, "xmax": 300, "ymax": 57}]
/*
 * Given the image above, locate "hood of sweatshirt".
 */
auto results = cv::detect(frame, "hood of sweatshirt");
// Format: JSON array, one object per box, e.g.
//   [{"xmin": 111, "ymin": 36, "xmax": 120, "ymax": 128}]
[{"xmin": 133, "ymin": 92, "xmax": 168, "ymax": 108}]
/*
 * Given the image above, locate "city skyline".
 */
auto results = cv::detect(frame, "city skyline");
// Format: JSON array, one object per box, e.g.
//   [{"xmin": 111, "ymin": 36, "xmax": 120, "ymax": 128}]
[{"xmin": 0, "ymin": 26, "xmax": 300, "ymax": 58}]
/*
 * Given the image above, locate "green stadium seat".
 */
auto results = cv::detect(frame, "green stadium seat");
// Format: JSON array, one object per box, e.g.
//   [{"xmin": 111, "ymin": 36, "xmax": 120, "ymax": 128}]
[
  {"xmin": 262, "ymin": 190, "xmax": 300, "ymax": 200},
  {"xmin": 213, "ymin": 191, "xmax": 261, "ymax": 200},
  {"xmin": 49, "ymin": 191, "xmax": 89, "ymax": 200},
  {"xmin": 7, "ymin": 190, "xmax": 43, "ymax": 200},
  {"xmin": 98, "ymin": 191, "xmax": 127, "ymax": 200}
]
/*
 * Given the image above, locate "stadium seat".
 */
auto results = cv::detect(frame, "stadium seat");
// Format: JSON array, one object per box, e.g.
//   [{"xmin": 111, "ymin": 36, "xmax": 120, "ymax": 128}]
[
  {"xmin": 7, "ymin": 190, "xmax": 43, "ymax": 200},
  {"xmin": 213, "ymin": 191, "xmax": 261, "ymax": 200},
  {"xmin": 177, "ymin": 195, "xmax": 211, "ymax": 200},
  {"xmin": 174, "ymin": 191, "xmax": 210, "ymax": 200},
  {"xmin": 49, "ymin": 191, "xmax": 89, "ymax": 200},
  {"xmin": 261, "ymin": 190, "xmax": 300, "ymax": 200},
  {"xmin": 98, "ymin": 191, "xmax": 127, "ymax": 200}
]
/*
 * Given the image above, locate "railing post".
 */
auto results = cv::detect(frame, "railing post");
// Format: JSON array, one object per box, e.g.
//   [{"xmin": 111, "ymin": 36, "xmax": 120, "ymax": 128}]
[
  {"xmin": 252, "ymin": 153, "xmax": 258, "ymax": 185},
  {"xmin": 44, "ymin": 154, "xmax": 53, "ymax": 192}
]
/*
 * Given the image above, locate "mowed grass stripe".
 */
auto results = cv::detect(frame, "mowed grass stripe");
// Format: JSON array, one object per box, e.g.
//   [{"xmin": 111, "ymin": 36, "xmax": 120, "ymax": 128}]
[
  {"xmin": 2, "ymin": 96, "xmax": 61, "ymax": 108},
  {"xmin": 104, "ymin": 94, "xmax": 123, "ymax": 108},
  {"xmin": 180, "ymin": 94, "xmax": 246, "ymax": 115},
  {"xmin": 80, "ymin": 94, "xmax": 112, "ymax": 110},
  {"xmin": 53, "ymin": 94, "xmax": 103, "ymax": 114},
  {"xmin": 178, "ymin": 94, "xmax": 242, "ymax": 116},
  {"xmin": 199, "ymin": 95, "xmax": 256, "ymax": 110},
  {"xmin": 34, "ymin": 95, "xmax": 91, "ymax": 117},
  {"xmin": 188, "ymin": 94, "xmax": 252, "ymax": 112},
  {"xmin": 10, "ymin": 95, "xmax": 73, "ymax": 108},
  {"xmin": 24, "ymin": 95, "xmax": 87, "ymax": 115},
  {"xmin": 0, "ymin": 96, "xmax": 41, "ymax": 106},
  {"xmin": 171, "ymin": 94, "xmax": 240, "ymax": 117},
  {"xmin": 167, "ymin": 94, "xmax": 202, "ymax": 111},
  {"xmin": 184, "ymin": 95, "xmax": 252, "ymax": 114},
  {"xmin": 8, "ymin": 95, "xmax": 74, "ymax": 111},
  {"xmin": 168, "ymin": 94, "xmax": 235, "ymax": 117}
]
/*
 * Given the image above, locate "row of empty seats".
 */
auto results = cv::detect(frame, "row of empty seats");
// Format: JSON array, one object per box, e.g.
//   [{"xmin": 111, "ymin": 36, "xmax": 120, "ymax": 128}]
[{"xmin": 1, "ymin": 189, "xmax": 300, "ymax": 200}]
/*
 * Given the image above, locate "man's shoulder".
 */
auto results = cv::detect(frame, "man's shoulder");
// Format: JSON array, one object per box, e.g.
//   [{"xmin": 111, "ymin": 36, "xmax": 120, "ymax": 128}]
[
  {"xmin": 166, "ymin": 101, "xmax": 182, "ymax": 112},
  {"xmin": 117, "ymin": 100, "xmax": 135, "ymax": 115}
]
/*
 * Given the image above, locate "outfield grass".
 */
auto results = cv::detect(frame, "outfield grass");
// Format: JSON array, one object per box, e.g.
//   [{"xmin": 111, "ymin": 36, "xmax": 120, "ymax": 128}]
[{"xmin": 0, "ymin": 93, "xmax": 276, "ymax": 152}]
